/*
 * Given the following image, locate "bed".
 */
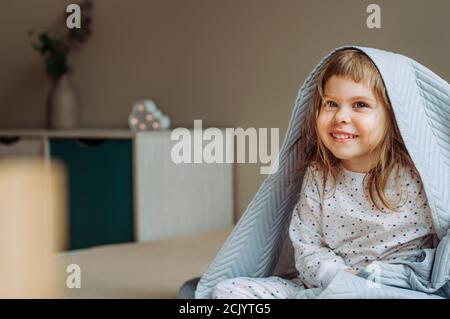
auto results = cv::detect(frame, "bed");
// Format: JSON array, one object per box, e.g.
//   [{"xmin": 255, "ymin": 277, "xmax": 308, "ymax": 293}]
[{"xmin": 55, "ymin": 228, "xmax": 231, "ymax": 298}]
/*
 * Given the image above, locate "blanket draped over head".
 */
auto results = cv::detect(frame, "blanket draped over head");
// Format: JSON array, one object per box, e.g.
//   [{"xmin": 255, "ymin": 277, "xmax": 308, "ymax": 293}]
[{"xmin": 196, "ymin": 46, "xmax": 450, "ymax": 299}]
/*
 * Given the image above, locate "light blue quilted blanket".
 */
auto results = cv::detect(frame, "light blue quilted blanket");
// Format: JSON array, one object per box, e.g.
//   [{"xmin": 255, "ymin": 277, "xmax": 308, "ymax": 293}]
[{"xmin": 196, "ymin": 46, "xmax": 450, "ymax": 299}]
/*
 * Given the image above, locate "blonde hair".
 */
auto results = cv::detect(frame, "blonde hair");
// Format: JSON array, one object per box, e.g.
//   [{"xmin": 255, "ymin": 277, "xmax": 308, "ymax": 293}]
[{"xmin": 290, "ymin": 48, "xmax": 420, "ymax": 212}]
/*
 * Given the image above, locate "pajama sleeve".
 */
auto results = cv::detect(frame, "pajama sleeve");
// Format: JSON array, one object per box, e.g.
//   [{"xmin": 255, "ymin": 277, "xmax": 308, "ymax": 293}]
[{"xmin": 289, "ymin": 167, "xmax": 349, "ymax": 288}]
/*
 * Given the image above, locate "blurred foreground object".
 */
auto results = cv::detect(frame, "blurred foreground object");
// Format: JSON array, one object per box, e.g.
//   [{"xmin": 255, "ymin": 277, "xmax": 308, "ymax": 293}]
[{"xmin": 0, "ymin": 160, "xmax": 66, "ymax": 298}]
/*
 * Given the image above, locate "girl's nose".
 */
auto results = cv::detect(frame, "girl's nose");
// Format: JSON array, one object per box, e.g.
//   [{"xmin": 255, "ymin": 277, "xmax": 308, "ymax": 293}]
[{"xmin": 334, "ymin": 106, "xmax": 352, "ymax": 124}]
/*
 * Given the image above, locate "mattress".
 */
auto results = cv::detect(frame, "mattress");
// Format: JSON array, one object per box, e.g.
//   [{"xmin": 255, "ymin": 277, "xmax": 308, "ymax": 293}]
[{"xmin": 55, "ymin": 228, "xmax": 231, "ymax": 298}]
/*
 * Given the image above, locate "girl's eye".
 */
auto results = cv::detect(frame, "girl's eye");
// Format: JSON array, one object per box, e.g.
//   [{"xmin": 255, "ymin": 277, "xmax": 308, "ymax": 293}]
[
  {"xmin": 354, "ymin": 101, "xmax": 369, "ymax": 108},
  {"xmin": 325, "ymin": 101, "xmax": 337, "ymax": 108}
]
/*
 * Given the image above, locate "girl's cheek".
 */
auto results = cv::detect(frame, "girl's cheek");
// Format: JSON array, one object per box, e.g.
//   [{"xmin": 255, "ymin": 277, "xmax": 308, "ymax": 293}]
[
  {"xmin": 320, "ymin": 118, "xmax": 333, "ymax": 132},
  {"xmin": 316, "ymin": 119, "xmax": 328, "ymax": 134},
  {"xmin": 318, "ymin": 112, "xmax": 333, "ymax": 124}
]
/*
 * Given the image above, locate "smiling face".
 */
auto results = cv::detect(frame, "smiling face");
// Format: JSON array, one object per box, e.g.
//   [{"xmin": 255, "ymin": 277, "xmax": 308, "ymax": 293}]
[{"xmin": 316, "ymin": 75, "xmax": 388, "ymax": 173}]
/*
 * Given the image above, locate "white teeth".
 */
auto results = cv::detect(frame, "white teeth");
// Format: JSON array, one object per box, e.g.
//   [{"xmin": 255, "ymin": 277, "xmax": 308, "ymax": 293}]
[{"xmin": 333, "ymin": 133, "xmax": 355, "ymax": 139}]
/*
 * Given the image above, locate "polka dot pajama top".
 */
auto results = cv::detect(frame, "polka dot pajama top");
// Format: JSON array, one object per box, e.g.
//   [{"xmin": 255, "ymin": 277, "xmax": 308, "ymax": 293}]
[{"xmin": 289, "ymin": 163, "xmax": 436, "ymax": 289}]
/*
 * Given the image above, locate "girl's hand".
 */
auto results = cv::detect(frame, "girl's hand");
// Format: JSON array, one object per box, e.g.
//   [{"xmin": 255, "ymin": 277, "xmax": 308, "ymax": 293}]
[{"xmin": 345, "ymin": 268, "xmax": 358, "ymax": 275}]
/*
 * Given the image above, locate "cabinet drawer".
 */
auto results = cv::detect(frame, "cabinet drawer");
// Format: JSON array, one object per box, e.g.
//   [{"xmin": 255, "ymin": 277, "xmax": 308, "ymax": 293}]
[
  {"xmin": 0, "ymin": 137, "xmax": 44, "ymax": 158},
  {"xmin": 50, "ymin": 139, "xmax": 133, "ymax": 250},
  {"xmin": 135, "ymin": 131, "xmax": 233, "ymax": 241}
]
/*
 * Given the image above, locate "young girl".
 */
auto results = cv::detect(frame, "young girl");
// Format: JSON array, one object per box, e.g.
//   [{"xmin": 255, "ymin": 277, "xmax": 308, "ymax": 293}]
[{"xmin": 211, "ymin": 49, "xmax": 436, "ymax": 298}]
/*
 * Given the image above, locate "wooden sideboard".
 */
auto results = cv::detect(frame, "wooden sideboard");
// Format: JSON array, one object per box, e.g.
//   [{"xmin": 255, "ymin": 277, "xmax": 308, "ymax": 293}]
[{"xmin": 0, "ymin": 129, "xmax": 234, "ymax": 250}]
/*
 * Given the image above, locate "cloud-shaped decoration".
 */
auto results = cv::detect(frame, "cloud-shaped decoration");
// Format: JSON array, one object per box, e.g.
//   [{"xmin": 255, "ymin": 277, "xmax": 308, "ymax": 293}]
[{"xmin": 128, "ymin": 99, "xmax": 171, "ymax": 131}]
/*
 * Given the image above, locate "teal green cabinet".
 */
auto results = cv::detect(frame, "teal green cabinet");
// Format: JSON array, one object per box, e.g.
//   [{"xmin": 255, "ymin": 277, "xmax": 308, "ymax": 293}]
[{"xmin": 50, "ymin": 138, "xmax": 134, "ymax": 250}]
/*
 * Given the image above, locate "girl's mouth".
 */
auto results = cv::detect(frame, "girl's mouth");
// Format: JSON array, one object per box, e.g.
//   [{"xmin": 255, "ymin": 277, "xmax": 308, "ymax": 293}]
[{"xmin": 329, "ymin": 132, "xmax": 359, "ymax": 143}]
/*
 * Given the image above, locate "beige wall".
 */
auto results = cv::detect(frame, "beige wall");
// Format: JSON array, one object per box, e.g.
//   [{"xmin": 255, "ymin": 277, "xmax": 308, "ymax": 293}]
[{"xmin": 1, "ymin": 0, "xmax": 450, "ymax": 220}]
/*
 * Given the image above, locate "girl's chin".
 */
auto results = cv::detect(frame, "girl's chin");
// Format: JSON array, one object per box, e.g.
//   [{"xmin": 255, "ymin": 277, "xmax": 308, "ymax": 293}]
[{"xmin": 329, "ymin": 151, "xmax": 358, "ymax": 160}]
